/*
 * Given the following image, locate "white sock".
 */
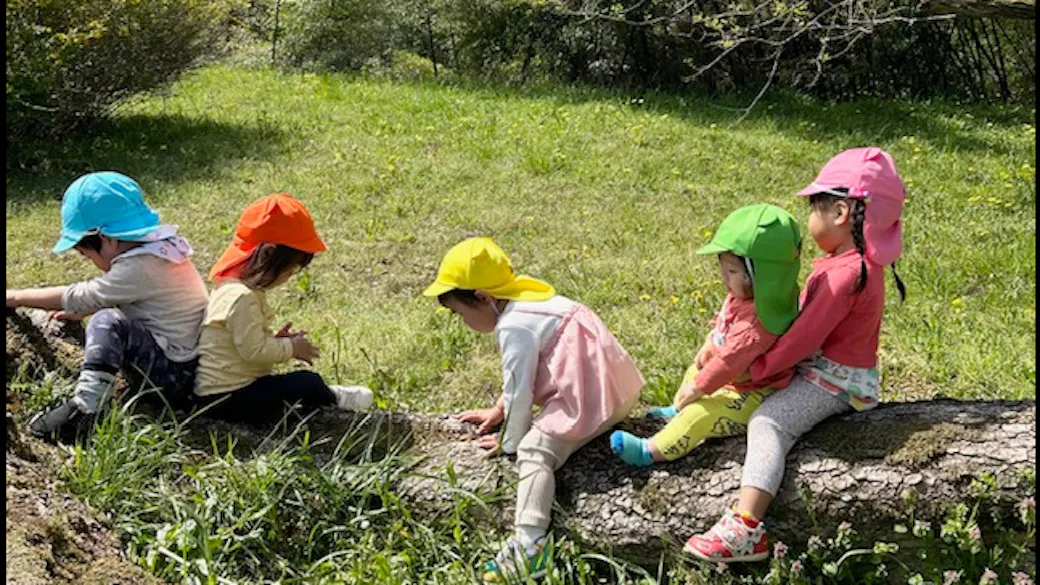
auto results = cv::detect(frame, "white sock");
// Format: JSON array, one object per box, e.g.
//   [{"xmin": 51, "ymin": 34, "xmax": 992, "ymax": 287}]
[
  {"xmin": 329, "ymin": 385, "xmax": 374, "ymax": 411},
  {"xmin": 515, "ymin": 525, "xmax": 546, "ymax": 550}
]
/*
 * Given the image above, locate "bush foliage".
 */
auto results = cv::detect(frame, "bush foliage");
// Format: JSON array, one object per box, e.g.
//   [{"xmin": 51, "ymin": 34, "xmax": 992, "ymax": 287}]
[
  {"xmin": 6, "ymin": 0, "xmax": 227, "ymax": 155},
  {"xmin": 248, "ymin": 0, "xmax": 1033, "ymax": 103}
]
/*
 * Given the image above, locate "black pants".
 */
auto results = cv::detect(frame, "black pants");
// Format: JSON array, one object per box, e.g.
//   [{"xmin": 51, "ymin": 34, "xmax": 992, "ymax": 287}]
[{"xmin": 195, "ymin": 371, "xmax": 336, "ymax": 424}]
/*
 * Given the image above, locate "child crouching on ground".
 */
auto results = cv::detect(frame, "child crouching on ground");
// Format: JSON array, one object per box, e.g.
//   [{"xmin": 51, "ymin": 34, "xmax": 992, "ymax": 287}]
[
  {"xmin": 424, "ymin": 237, "xmax": 645, "ymax": 583},
  {"xmin": 193, "ymin": 193, "xmax": 372, "ymax": 423},
  {"xmin": 7, "ymin": 171, "xmax": 209, "ymax": 443},
  {"xmin": 610, "ymin": 204, "xmax": 801, "ymax": 467}
]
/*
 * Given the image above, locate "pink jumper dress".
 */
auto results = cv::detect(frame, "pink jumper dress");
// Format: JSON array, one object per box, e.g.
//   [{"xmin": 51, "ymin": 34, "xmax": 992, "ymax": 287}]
[{"xmin": 514, "ymin": 303, "xmax": 645, "ymax": 443}]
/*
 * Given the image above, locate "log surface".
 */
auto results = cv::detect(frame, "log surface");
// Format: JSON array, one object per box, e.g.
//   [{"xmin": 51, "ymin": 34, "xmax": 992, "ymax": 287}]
[{"xmin": 6, "ymin": 309, "xmax": 1036, "ymax": 562}]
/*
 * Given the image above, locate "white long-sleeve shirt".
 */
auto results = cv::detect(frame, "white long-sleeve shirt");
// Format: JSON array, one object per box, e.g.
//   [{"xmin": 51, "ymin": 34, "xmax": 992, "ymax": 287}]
[{"xmin": 495, "ymin": 295, "xmax": 575, "ymax": 453}]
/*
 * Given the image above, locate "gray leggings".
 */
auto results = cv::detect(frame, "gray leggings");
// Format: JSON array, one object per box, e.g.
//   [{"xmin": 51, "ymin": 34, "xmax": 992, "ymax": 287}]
[{"xmin": 741, "ymin": 375, "xmax": 852, "ymax": 495}]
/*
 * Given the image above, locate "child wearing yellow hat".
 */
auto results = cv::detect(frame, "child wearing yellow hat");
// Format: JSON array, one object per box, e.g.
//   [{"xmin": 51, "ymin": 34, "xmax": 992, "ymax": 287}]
[{"xmin": 423, "ymin": 237, "xmax": 645, "ymax": 583}]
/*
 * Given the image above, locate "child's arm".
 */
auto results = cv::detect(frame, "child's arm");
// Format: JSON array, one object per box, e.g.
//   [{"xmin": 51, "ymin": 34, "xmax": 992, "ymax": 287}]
[
  {"xmin": 60, "ymin": 260, "xmax": 155, "ymax": 316},
  {"xmin": 6, "ymin": 286, "xmax": 68, "ymax": 311},
  {"xmin": 689, "ymin": 322, "xmax": 775, "ymax": 396},
  {"xmin": 225, "ymin": 295, "xmax": 295, "ymax": 365},
  {"xmin": 497, "ymin": 326, "xmax": 539, "ymax": 455},
  {"xmin": 750, "ymin": 271, "xmax": 852, "ymax": 381}
]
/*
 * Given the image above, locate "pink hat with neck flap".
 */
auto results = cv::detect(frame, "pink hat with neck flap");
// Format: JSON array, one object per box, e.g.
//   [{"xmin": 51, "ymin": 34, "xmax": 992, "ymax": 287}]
[{"xmin": 797, "ymin": 146, "xmax": 906, "ymax": 266}]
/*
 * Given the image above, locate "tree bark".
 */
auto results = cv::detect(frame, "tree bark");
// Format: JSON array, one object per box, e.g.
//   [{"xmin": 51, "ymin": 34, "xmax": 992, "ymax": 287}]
[{"xmin": 6, "ymin": 309, "xmax": 1036, "ymax": 563}]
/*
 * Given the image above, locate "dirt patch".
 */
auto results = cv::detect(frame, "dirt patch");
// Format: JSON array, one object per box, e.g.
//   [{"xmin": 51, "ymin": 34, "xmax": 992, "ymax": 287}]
[{"xmin": 6, "ymin": 426, "xmax": 161, "ymax": 585}]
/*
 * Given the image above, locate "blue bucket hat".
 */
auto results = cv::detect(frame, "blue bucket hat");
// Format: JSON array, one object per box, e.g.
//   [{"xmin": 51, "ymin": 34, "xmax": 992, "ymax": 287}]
[{"xmin": 52, "ymin": 172, "xmax": 161, "ymax": 254}]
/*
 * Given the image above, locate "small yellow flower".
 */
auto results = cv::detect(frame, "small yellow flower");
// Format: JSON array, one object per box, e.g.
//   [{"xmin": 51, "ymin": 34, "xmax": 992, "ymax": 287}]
[
  {"xmin": 703, "ymin": 230, "xmax": 713, "ymax": 239},
  {"xmin": 640, "ymin": 294, "xmax": 651, "ymax": 301},
  {"xmin": 670, "ymin": 295, "xmax": 680, "ymax": 304}
]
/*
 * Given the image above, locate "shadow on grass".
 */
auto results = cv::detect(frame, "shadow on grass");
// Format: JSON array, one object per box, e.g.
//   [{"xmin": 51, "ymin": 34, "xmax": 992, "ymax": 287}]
[
  {"xmin": 6, "ymin": 112, "xmax": 290, "ymax": 204},
  {"xmin": 399, "ymin": 75, "xmax": 1033, "ymax": 156}
]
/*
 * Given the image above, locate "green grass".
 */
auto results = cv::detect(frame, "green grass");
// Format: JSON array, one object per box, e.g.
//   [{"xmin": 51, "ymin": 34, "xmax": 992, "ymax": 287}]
[{"xmin": 6, "ymin": 65, "xmax": 1036, "ymax": 415}]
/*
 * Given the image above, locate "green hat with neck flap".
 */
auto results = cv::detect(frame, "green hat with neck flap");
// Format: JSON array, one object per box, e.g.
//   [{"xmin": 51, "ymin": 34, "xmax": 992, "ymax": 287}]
[{"xmin": 696, "ymin": 204, "xmax": 802, "ymax": 334}]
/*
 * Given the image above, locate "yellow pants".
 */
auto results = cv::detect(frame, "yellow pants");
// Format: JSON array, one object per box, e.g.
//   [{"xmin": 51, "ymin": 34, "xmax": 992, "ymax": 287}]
[{"xmin": 653, "ymin": 364, "xmax": 773, "ymax": 461}]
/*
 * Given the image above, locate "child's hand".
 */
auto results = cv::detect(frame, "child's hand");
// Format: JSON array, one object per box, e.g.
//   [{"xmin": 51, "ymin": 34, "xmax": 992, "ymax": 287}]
[
  {"xmin": 50, "ymin": 310, "xmax": 89, "ymax": 322},
  {"xmin": 694, "ymin": 346, "xmax": 710, "ymax": 368},
  {"xmin": 6, "ymin": 290, "xmax": 19, "ymax": 308},
  {"xmin": 673, "ymin": 382, "xmax": 705, "ymax": 410},
  {"xmin": 474, "ymin": 433, "xmax": 503, "ymax": 457},
  {"xmin": 457, "ymin": 405, "xmax": 505, "ymax": 436},
  {"xmin": 291, "ymin": 334, "xmax": 321, "ymax": 365},
  {"xmin": 275, "ymin": 322, "xmax": 295, "ymax": 338}
]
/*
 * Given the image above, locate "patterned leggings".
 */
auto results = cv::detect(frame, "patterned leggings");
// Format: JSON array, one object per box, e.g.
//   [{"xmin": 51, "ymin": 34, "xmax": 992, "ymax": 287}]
[
  {"xmin": 652, "ymin": 363, "xmax": 773, "ymax": 461},
  {"xmin": 80, "ymin": 308, "xmax": 197, "ymax": 411}
]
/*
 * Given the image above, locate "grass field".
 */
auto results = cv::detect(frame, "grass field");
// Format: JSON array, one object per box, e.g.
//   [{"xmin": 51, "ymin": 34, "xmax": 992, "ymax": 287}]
[
  {"xmin": 6, "ymin": 65, "xmax": 1035, "ymax": 410},
  {"xmin": 5, "ymin": 65, "xmax": 1036, "ymax": 584}
]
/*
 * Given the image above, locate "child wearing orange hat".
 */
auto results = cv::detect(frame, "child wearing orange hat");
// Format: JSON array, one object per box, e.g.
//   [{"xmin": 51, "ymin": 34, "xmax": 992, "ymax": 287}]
[
  {"xmin": 193, "ymin": 193, "xmax": 372, "ymax": 422},
  {"xmin": 423, "ymin": 237, "xmax": 645, "ymax": 583}
]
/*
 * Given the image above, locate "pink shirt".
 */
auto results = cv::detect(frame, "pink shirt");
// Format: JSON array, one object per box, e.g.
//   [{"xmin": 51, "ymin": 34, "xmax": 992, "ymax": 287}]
[
  {"xmin": 694, "ymin": 295, "xmax": 793, "ymax": 394},
  {"xmin": 751, "ymin": 249, "xmax": 885, "ymax": 380}
]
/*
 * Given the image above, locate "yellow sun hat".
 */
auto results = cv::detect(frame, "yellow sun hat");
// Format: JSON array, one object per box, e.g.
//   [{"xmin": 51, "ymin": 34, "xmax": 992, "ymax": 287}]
[{"xmin": 422, "ymin": 237, "xmax": 556, "ymax": 301}]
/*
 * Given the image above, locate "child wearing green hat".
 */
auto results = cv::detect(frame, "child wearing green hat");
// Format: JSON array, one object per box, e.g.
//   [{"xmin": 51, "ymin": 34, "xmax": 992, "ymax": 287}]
[
  {"xmin": 424, "ymin": 237, "xmax": 645, "ymax": 583},
  {"xmin": 610, "ymin": 204, "xmax": 802, "ymax": 467},
  {"xmin": 684, "ymin": 147, "xmax": 908, "ymax": 563},
  {"xmin": 6, "ymin": 171, "xmax": 209, "ymax": 443}
]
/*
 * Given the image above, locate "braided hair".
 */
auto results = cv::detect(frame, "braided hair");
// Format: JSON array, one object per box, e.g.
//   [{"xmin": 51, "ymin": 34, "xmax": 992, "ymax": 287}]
[
  {"xmin": 849, "ymin": 198, "xmax": 869, "ymax": 293},
  {"xmin": 809, "ymin": 190, "xmax": 907, "ymax": 302}
]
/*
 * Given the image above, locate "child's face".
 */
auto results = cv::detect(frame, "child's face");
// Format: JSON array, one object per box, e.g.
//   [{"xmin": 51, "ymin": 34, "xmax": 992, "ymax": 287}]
[
  {"xmin": 718, "ymin": 252, "xmax": 752, "ymax": 300},
  {"xmin": 441, "ymin": 293, "xmax": 499, "ymax": 333},
  {"xmin": 75, "ymin": 236, "xmax": 122, "ymax": 272},
  {"xmin": 808, "ymin": 199, "xmax": 852, "ymax": 254}
]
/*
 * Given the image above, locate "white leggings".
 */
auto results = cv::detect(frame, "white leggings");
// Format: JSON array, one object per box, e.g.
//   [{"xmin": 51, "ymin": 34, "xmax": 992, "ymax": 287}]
[{"xmin": 514, "ymin": 398, "xmax": 638, "ymax": 530}]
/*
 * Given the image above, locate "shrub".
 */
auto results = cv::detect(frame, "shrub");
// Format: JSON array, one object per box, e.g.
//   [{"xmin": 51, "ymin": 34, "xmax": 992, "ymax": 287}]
[
  {"xmin": 6, "ymin": 0, "xmax": 227, "ymax": 157},
  {"xmin": 277, "ymin": 0, "xmax": 397, "ymax": 70}
]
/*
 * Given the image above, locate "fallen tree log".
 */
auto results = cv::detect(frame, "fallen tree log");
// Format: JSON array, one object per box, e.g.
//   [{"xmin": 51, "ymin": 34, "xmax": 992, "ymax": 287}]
[{"xmin": 6, "ymin": 309, "xmax": 1036, "ymax": 564}]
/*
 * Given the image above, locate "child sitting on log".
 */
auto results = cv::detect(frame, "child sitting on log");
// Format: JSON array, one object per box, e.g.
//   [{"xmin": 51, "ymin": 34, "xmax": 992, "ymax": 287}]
[
  {"xmin": 424, "ymin": 237, "xmax": 645, "ymax": 583},
  {"xmin": 7, "ymin": 172, "xmax": 209, "ymax": 443},
  {"xmin": 684, "ymin": 147, "xmax": 908, "ymax": 563},
  {"xmin": 609, "ymin": 204, "xmax": 802, "ymax": 467},
  {"xmin": 192, "ymin": 193, "xmax": 372, "ymax": 423}
]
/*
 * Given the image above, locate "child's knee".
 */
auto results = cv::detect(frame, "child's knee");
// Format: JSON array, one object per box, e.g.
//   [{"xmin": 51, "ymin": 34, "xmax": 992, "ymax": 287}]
[{"xmin": 84, "ymin": 308, "xmax": 129, "ymax": 336}]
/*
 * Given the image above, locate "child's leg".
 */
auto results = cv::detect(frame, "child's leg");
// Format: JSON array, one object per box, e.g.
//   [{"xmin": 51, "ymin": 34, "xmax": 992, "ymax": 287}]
[
  {"xmin": 739, "ymin": 378, "xmax": 850, "ymax": 500},
  {"xmin": 684, "ymin": 377, "xmax": 852, "ymax": 562},
  {"xmin": 652, "ymin": 389, "xmax": 771, "ymax": 461},
  {"xmin": 30, "ymin": 308, "xmax": 193, "ymax": 441},
  {"xmin": 201, "ymin": 371, "xmax": 336, "ymax": 424},
  {"xmin": 514, "ymin": 397, "xmax": 637, "ymax": 536},
  {"xmin": 486, "ymin": 400, "xmax": 636, "ymax": 581}
]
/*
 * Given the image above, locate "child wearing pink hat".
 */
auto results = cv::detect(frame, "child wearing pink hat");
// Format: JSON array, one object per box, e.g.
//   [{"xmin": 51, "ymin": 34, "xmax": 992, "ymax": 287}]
[{"xmin": 683, "ymin": 147, "xmax": 907, "ymax": 563}]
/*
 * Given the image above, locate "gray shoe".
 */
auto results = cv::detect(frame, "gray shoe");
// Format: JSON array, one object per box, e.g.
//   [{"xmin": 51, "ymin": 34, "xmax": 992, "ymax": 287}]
[{"xmin": 28, "ymin": 399, "xmax": 96, "ymax": 444}]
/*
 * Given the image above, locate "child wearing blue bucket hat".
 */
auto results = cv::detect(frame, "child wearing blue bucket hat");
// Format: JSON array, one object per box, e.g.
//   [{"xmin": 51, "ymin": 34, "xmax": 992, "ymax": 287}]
[{"xmin": 6, "ymin": 171, "xmax": 209, "ymax": 443}]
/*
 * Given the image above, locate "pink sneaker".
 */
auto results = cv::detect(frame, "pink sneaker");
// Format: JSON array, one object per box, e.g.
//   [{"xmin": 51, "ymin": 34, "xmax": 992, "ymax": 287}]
[{"xmin": 683, "ymin": 509, "xmax": 769, "ymax": 563}]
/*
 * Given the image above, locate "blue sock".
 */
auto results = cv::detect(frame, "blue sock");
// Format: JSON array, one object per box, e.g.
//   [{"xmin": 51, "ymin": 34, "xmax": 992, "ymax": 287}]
[
  {"xmin": 610, "ymin": 431, "xmax": 654, "ymax": 467},
  {"xmin": 647, "ymin": 405, "xmax": 678, "ymax": 420}
]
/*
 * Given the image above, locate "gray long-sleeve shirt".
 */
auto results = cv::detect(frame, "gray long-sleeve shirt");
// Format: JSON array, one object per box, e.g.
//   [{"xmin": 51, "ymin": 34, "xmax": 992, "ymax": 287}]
[{"xmin": 62, "ymin": 253, "xmax": 209, "ymax": 362}]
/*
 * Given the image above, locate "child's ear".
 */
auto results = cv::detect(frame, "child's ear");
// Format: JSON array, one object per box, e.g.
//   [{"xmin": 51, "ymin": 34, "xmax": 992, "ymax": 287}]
[
  {"xmin": 473, "ymin": 290, "xmax": 495, "ymax": 306},
  {"xmin": 833, "ymin": 200, "xmax": 852, "ymax": 226}
]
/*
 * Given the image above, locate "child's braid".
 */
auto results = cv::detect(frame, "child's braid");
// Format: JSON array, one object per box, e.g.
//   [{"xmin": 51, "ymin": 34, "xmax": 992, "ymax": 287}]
[{"xmin": 850, "ymin": 199, "xmax": 868, "ymax": 293}]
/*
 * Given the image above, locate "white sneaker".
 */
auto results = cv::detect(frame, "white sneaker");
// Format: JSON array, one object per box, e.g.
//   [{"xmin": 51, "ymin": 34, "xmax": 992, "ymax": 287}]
[{"xmin": 329, "ymin": 385, "xmax": 374, "ymax": 412}]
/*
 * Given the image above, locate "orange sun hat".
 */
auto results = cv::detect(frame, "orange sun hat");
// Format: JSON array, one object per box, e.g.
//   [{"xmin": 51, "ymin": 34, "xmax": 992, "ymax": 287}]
[{"xmin": 209, "ymin": 193, "xmax": 327, "ymax": 280}]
